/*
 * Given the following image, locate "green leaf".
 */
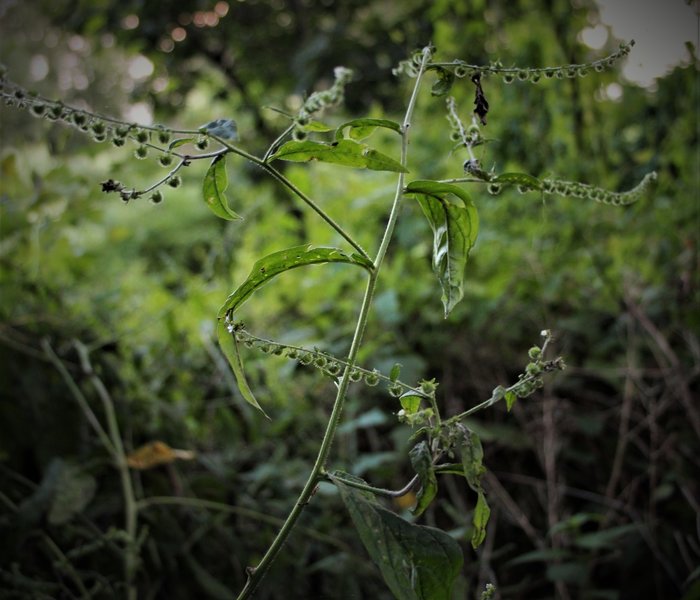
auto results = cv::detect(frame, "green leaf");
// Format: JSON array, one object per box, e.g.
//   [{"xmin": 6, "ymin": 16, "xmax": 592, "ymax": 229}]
[
  {"xmin": 431, "ymin": 67, "xmax": 455, "ymax": 96},
  {"xmin": 300, "ymin": 119, "xmax": 333, "ymax": 132},
  {"xmin": 216, "ymin": 319, "xmax": 269, "ymax": 418},
  {"xmin": 460, "ymin": 428, "xmax": 485, "ymax": 492},
  {"xmin": 199, "ymin": 118, "xmax": 238, "ymax": 140},
  {"xmin": 492, "ymin": 172, "xmax": 542, "ymax": 190},
  {"xmin": 329, "ymin": 472, "xmax": 463, "ymax": 600},
  {"xmin": 400, "ymin": 392, "xmax": 422, "ymax": 415},
  {"xmin": 202, "ymin": 154, "xmax": 242, "ymax": 221},
  {"xmin": 409, "ymin": 441, "xmax": 438, "ymax": 517},
  {"xmin": 471, "ymin": 491, "xmax": 491, "ymax": 549},
  {"xmin": 389, "ymin": 362, "xmax": 402, "ymax": 382},
  {"xmin": 505, "ymin": 390, "xmax": 517, "ymax": 411},
  {"xmin": 335, "ymin": 118, "xmax": 402, "ymax": 141},
  {"xmin": 218, "ymin": 244, "xmax": 373, "ymax": 319},
  {"xmin": 168, "ymin": 137, "xmax": 194, "ymax": 150},
  {"xmin": 268, "ymin": 139, "xmax": 408, "ymax": 173},
  {"xmin": 404, "ymin": 181, "xmax": 479, "ymax": 317}
]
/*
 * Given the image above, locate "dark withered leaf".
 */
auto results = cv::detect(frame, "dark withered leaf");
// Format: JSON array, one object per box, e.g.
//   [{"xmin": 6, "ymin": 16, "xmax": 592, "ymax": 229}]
[{"xmin": 472, "ymin": 74, "xmax": 489, "ymax": 126}]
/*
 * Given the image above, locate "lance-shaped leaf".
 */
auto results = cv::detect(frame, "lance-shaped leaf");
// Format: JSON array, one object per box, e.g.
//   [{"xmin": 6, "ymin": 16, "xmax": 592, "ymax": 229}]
[
  {"xmin": 202, "ymin": 154, "xmax": 242, "ymax": 221},
  {"xmin": 409, "ymin": 441, "xmax": 438, "ymax": 517},
  {"xmin": 268, "ymin": 139, "xmax": 407, "ymax": 173},
  {"xmin": 329, "ymin": 472, "xmax": 463, "ymax": 600},
  {"xmin": 216, "ymin": 319, "xmax": 269, "ymax": 418},
  {"xmin": 404, "ymin": 181, "xmax": 479, "ymax": 317},
  {"xmin": 218, "ymin": 244, "xmax": 373, "ymax": 319},
  {"xmin": 335, "ymin": 118, "xmax": 402, "ymax": 141},
  {"xmin": 460, "ymin": 428, "xmax": 491, "ymax": 549},
  {"xmin": 471, "ymin": 491, "xmax": 491, "ymax": 549}
]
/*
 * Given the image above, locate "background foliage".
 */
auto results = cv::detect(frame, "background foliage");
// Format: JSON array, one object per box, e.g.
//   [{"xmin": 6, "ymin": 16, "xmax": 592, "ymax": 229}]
[{"xmin": 1, "ymin": 1, "xmax": 698, "ymax": 598}]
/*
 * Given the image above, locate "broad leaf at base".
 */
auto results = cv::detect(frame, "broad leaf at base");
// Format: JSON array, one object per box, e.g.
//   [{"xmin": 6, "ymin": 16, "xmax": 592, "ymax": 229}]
[{"xmin": 330, "ymin": 471, "xmax": 463, "ymax": 600}]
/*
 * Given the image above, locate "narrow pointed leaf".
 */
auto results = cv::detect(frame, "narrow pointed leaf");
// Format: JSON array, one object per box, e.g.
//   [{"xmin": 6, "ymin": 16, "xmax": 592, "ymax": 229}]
[
  {"xmin": 202, "ymin": 154, "xmax": 242, "ymax": 221},
  {"xmin": 409, "ymin": 441, "xmax": 438, "ymax": 517},
  {"xmin": 471, "ymin": 491, "xmax": 491, "ymax": 549},
  {"xmin": 335, "ymin": 118, "xmax": 402, "ymax": 141},
  {"xmin": 329, "ymin": 472, "xmax": 463, "ymax": 600},
  {"xmin": 404, "ymin": 181, "xmax": 479, "ymax": 317},
  {"xmin": 216, "ymin": 319, "xmax": 269, "ymax": 418},
  {"xmin": 505, "ymin": 390, "xmax": 517, "ymax": 411},
  {"xmin": 218, "ymin": 244, "xmax": 373, "ymax": 319},
  {"xmin": 268, "ymin": 139, "xmax": 407, "ymax": 173}
]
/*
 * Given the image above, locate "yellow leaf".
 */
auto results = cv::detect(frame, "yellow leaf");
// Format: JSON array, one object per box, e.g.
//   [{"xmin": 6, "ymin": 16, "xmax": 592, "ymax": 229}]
[
  {"xmin": 393, "ymin": 491, "xmax": 417, "ymax": 511},
  {"xmin": 126, "ymin": 441, "xmax": 196, "ymax": 470}
]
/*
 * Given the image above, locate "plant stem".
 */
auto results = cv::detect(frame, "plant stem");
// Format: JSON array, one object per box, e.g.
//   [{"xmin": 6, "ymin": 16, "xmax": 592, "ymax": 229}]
[
  {"xmin": 321, "ymin": 472, "xmax": 419, "ymax": 498},
  {"xmin": 234, "ymin": 46, "xmax": 433, "ymax": 600},
  {"xmin": 73, "ymin": 342, "xmax": 139, "ymax": 600},
  {"xmin": 46, "ymin": 338, "xmax": 139, "ymax": 600}
]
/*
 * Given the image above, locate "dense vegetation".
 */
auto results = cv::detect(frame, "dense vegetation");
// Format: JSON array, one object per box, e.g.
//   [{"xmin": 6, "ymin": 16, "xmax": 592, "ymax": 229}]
[{"xmin": 1, "ymin": 1, "xmax": 698, "ymax": 599}]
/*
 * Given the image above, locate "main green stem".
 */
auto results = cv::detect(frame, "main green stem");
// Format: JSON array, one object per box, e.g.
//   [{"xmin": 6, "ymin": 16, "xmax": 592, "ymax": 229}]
[{"xmin": 235, "ymin": 46, "xmax": 432, "ymax": 600}]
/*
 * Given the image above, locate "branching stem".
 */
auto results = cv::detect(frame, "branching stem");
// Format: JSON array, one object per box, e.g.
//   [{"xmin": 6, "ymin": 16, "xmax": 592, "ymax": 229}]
[{"xmin": 234, "ymin": 45, "xmax": 433, "ymax": 600}]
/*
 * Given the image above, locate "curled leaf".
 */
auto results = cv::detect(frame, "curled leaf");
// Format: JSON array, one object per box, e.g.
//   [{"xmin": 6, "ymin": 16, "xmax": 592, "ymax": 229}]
[
  {"xmin": 202, "ymin": 154, "xmax": 242, "ymax": 221},
  {"xmin": 335, "ymin": 118, "xmax": 402, "ymax": 141},
  {"xmin": 409, "ymin": 441, "xmax": 438, "ymax": 517},
  {"xmin": 217, "ymin": 319, "xmax": 269, "ymax": 418},
  {"xmin": 404, "ymin": 181, "xmax": 479, "ymax": 317},
  {"xmin": 218, "ymin": 244, "xmax": 373, "ymax": 319}
]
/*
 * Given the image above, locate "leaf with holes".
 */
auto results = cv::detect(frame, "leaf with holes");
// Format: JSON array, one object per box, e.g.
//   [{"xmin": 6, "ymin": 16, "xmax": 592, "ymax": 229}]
[
  {"xmin": 202, "ymin": 154, "xmax": 242, "ymax": 221},
  {"xmin": 329, "ymin": 471, "xmax": 463, "ymax": 600},
  {"xmin": 492, "ymin": 172, "xmax": 542, "ymax": 191},
  {"xmin": 404, "ymin": 181, "xmax": 479, "ymax": 317},
  {"xmin": 268, "ymin": 139, "xmax": 407, "ymax": 173},
  {"xmin": 218, "ymin": 244, "xmax": 373, "ymax": 319}
]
